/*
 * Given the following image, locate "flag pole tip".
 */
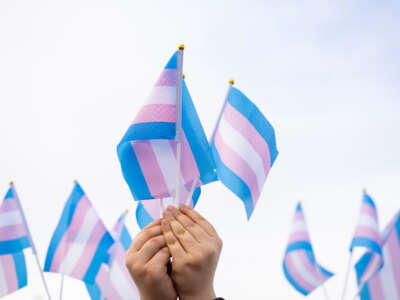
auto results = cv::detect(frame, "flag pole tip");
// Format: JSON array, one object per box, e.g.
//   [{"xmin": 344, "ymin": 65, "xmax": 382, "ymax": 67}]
[
  {"xmin": 182, "ymin": 74, "xmax": 186, "ymax": 79},
  {"xmin": 9, "ymin": 180, "xmax": 14, "ymax": 185},
  {"xmin": 178, "ymin": 44, "xmax": 185, "ymax": 50},
  {"xmin": 229, "ymin": 79, "xmax": 234, "ymax": 85},
  {"xmin": 73, "ymin": 179, "xmax": 78, "ymax": 183},
  {"xmin": 362, "ymin": 188, "xmax": 367, "ymax": 193}
]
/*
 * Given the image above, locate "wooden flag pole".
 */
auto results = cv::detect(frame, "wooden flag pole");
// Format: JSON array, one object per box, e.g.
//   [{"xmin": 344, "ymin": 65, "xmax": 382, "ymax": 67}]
[
  {"xmin": 341, "ymin": 253, "xmax": 354, "ymax": 300},
  {"xmin": 184, "ymin": 79, "xmax": 234, "ymax": 205},
  {"xmin": 173, "ymin": 45, "xmax": 184, "ymax": 208},
  {"xmin": 10, "ymin": 182, "xmax": 53, "ymax": 300},
  {"xmin": 59, "ymin": 275, "xmax": 64, "ymax": 300}
]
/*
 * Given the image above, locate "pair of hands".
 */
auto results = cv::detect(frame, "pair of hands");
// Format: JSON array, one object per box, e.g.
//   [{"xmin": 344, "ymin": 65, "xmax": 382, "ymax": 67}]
[{"xmin": 126, "ymin": 205, "xmax": 223, "ymax": 300}]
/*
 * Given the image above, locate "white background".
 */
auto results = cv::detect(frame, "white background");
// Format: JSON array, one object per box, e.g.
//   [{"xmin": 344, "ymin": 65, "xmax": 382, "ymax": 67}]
[{"xmin": 0, "ymin": 1, "xmax": 399, "ymax": 299}]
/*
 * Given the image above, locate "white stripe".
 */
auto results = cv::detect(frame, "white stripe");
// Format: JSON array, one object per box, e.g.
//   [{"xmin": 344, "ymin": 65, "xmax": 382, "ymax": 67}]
[
  {"xmin": 358, "ymin": 214, "xmax": 379, "ymax": 232},
  {"xmin": 290, "ymin": 252, "xmax": 322, "ymax": 288},
  {"xmin": 150, "ymin": 140, "xmax": 188, "ymax": 196},
  {"xmin": 361, "ymin": 254, "xmax": 381, "ymax": 282},
  {"xmin": 109, "ymin": 261, "xmax": 139, "ymax": 299},
  {"xmin": 146, "ymin": 86, "xmax": 176, "ymax": 105},
  {"xmin": 0, "ymin": 258, "xmax": 8, "ymax": 296},
  {"xmin": 0, "ymin": 211, "xmax": 23, "ymax": 227},
  {"xmin": 379, "ymin": 242, "xmax": 399, "ymax": 300},
  {"xmin": 58, "ymin": 208, "xmax": 99, "ymax": 275},
  {"xmin": 218, "ymin": 117, "xmax": 266, "ymax": 191},
  {"xmin": 292, "ymin": 221, "xmax": 307, "ymax": 232}
]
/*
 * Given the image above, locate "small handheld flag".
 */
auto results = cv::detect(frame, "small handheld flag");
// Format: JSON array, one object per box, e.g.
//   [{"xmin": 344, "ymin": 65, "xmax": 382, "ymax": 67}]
[
  {"xmin": 282, "ymin": 203, "xmax": 333, "ymax": 296},
  {"xmin": 44, "ymin": 181, "xmax": 114, "ymax": 284},
  {"xmin": 0, "ymin": 251, "xmax": 27, "ymax": 297},
  {"xmin": 211, "ymin": 84, "xmax": 278, "ymax": 219}
]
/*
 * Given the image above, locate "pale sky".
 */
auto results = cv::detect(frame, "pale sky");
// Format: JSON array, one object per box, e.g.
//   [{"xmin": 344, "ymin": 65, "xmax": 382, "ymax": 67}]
[{"xmin": 0, "ymin": 1, "xmax": 399, "ymax": 299}]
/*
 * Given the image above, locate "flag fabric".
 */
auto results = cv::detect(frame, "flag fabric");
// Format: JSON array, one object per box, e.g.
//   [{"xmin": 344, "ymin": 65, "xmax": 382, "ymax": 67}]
[
  {"xmin": 355, "ymin": 211, "xmax": 400, "ymax": 300},
  {"xmin": 0, "ymin": 251, "xmax": 27, "ymax": 297},
  {"xmin": 282, "ymin": 203, "xmax": 333, "ymax": 295},
  {"xmin": 350, "ymin": 192, "xmax": 383, "ymax": 283},
  {"xmin": 0, "ymin": 185, "xmax": 31, "ymax": 254},
  {"xmin": 117, "ymin": 51, "xmax": 216, "ymax": 201},
  {"xmin": 44, "ymin": 181, "xmax": 114, "ymax": 284},
  {"xmin": 136, "ymin": 186, "xmax": 201, "ymax": 229},
  {"xmin": 211, "ymin": 86, "xmax": 278, "ymax": 219},
  {"xmin": 86, "ymin": 212, "xmax": 139, "ymax": 300}
]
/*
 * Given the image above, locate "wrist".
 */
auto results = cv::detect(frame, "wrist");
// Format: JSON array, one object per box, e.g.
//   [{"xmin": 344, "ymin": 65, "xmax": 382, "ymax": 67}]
[{"xmin": 180, "ymin": 288, "xmax": 216, "ymax": 300}]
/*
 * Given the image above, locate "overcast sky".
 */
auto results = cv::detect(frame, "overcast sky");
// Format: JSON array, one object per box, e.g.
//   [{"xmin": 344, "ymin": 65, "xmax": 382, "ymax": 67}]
[{"xmin": 0, "ymin": 1, "xmax": 399, "ymax": 299}]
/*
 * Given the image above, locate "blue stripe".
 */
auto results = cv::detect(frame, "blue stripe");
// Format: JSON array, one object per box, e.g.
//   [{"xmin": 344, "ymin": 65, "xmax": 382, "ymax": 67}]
[
  {"xmin": 4, "ymin": 187, "xmax": 14, "ymax": 199},
  {"xmin": 227, "ymin": 87, "xmax": 279, "ymax": 166},
  {"xmin": 192, "ymin": 187, "xmax": 201, "ymax": 207},
  {"xmin": 350, "ymin": 237, "xmax": 382, "ymax": 255},
  {"xmin": 295, "ymin": 203, "xmax": 302, "ymax": 212},
  {"xmin": 120, "ymin": 226, "xmax": 132, "ymax": 251},
  {"xmin": 13, "ymin": 251, "xmax": 27, "ymax": 288},
  {"xmin": 120, "ymin": 122, "xmax": 175, "ymax": 142},
  {"xmin": 319, "ymin": 265, "xmax": 334, "ymax": 278},
  {"xmin": 165, "ymin": 51, "xmax": 178, "ymax": 69},
  {"xmin": 395, "ymin": 214, "xmax": 400, "ymax": 242},
  {"xmin": 117, "ymin": 142, "xmax": 153, "ymax": 201},
  {"xmin": 362, "ymin": 193, "xmax": 376, "ymax": 209},
  {"xmin": 355, "ymin": 252, "xmax": 372, "ymax": 300},
  {"xmin": 282, "ymin": 260, "xmax": 309, "ymax": 295},
  {"xmin": 136, "ymin": 202, "xmax": 154, "ymax": 229},
  {"xmin": 44, "ymin": 183, "xmax": 85, "ymax": 271},
  {"xmin": 86, "ymin": 282, "xmax": 101, "ymax": 300},
  {"xmin": 0, "ymin": 237, "xmax": 30, "ymax": 254},
  {"xmin": 285, "ymin": 241, "xmax": 313, "ymax": 254},
  {"xmin": 182, "ymin": 79, "xmax": 217, "ymax": 185},
  {"xmin": 211, "ymin": 143, "xmax": 254, "ymax": 219},
  {"xmin": 83, "ymin": 232, "xmax": 113, "ymax": 284}
]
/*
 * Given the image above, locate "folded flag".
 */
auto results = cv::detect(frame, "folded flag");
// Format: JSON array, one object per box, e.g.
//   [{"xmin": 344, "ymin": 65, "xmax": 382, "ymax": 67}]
[
  {"xmin": 211, "ymin": 85, "xmax": 278, "ymax": 219},
  {"xmin": 86, "ymin": 211, "xmax": 139, "ymax": 300},
  {"xmin": 282, "ymin": 203, "xmax": 333, "ymax": 295},
  {"xmin": 44, "ymin": 181, "xmax": 114, "ymax": 284},
  {"xmin": 355, "ymin": 211, "xmax": 400, "ymax": 300},
  {"xmin": 136, "ymin": 186, "xmax": 201, "ymax": 229},
  {"xmin": 350, "ymin": 191, "xmax": 383, "ymax": 283},
  {"xmin": 0, "ymin": 251, "xmax": 27, "ymax": 297},
  {"xmin": 0, "ymin": 184, "xmax": 31, "ymax": 254},
  {"xmin": 117, "ymin": 50, "xmax": 216, "ymax": 201}
]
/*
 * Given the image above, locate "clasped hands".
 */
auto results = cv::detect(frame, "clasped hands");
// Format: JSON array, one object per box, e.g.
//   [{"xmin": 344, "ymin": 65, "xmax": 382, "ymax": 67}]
[{"xmin": 126, "ymin": 205, "xmax": 223, "ymax": 300}]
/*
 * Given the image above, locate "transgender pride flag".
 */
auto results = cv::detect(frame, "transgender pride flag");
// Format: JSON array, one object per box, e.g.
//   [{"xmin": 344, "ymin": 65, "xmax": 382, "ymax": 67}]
[
  {"xmin": 0, "ymin": 184, "xmax": 31, "ymax": 254},
  {"xmin": 86, "ymin": 211, "xmax": 139, "ymax": 300},
  {"xmin": 117, "ymin": 50, "xmax": 216, "ymax": 201},
  {"xmin": 355, "ymin": 211, "xmax": 400, "ymax": 300},
  {"xmin": 350, "ymin": 192, "xmax": 383, "ymax": 283},
  {"xmin": 0, "ymin": 251, "xmax": 27, "ymax": 297},
  {"xmin": 211, "ymin": 85, "xmax": 278, "ymax": 219},
  {"xmin": 44, "ymin": 181, "xmax": 114, "ymax": 284},
  {"xmin": 283, "ymin": 203, "xmax": 333, "ymax": 295},
  {"xmin": 136, "ymin": 187, "xmax": 201, "ymax": 229}
]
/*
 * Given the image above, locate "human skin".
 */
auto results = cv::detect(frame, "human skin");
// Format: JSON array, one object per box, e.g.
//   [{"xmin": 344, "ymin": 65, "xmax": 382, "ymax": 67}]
[{"xmin": 162, "ymin": 205, "xmax": 223, "ymax": 300}]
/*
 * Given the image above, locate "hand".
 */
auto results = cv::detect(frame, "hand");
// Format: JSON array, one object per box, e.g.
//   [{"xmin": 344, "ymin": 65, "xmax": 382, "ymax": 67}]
[
  {"xmin": 162, "ymin": 205, "xmax": 223, "ymax": 300},
  {"xmin": 126, "ymin": 219, "xmax": 177, "ymax": 300}
]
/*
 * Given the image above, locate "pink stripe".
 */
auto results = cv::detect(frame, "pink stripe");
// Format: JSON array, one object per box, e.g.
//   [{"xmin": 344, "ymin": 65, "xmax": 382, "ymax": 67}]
[
  {"xmin": 285, "ymin": 253, "xmax": 315, "ymax": 293},
  {"xmin": 133, "ymin": 104, "xmax": 176, "ymax": 124},
  {"xmin": 141, "ymin": 199, "xmax": 162, "ymax": 221},
  {"xmin": 386, "ymin": 229, "xmax": 400, "ymax": 288},
  {"xmin": 223, "ymin": 102, "xmax": 272, "ymax": 173},
  {"xmin": 0, "ymin": 199, "xmax": 19, "ymax": 213},
  {"xmin": 0, "ymin": 224, "xmax": 27, "ymax": 241},
  {"xmin": 354, "ymin": 226, "xmax": 381, "ymax": 244},
  {"xmin": 169, "ymin": 131, "xmax": 200, "ymax": 188},
  {"xmin": 155, "ymin": 69, "xmax": 176, "ymax": 86},
  {"xmin": 214, "ymin": 131, "xmax": 260, "ymax": 205},
  {"xmin": 132, "ymin": 141, "xmax": 170, "ymax": 198},
  {"xmin": 361, "ymin": 204, "xmax": 378, "ymax": 218},
  {"xmin": 297, "ymin": 251, "xmax": 326, "ymax": 284},
  {"xmin": 361, "ymin": 254, "xmax": 381, "ymax": 282},
  {"xmin": 50, "ymin": 196, "xmax": 91, "ymax": 272},
  {"xmin": 288, "ymin": 231, "xmax": 311, "ymax": 244},
  {"xmin": 293, "ymin": 212, "xmax": 305, "ymax": 222},
  {"xmin": 368, "ymin": 274, "xmax": 385, "ymax": 300},
  {"xmin": 1, "ymin": 255, "xmax": 18, "ymax": 293},
  {"xmin": 70, "ymin": 221, "xmax": 107, "ymax": 279}
]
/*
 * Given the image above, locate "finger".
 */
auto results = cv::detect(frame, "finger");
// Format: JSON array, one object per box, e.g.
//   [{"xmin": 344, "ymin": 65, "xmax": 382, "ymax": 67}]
[
  {"xmin": 168, "ymin": 206, "xmax": 209, "ymax": 242},
  {"xmin": 162, "ymin": 219, "xmax": 186, "ymax": 258},
  {"xmin": 136, "ymin": 235, "xmax": 166, "ymax": 264},
  {"xmin": 147, "ymin": 246, "xmax": 170, "ymax": 268},
  {"xmin": 130, "ymin": 224, "xmax": 162, "ymax": 252},
  {"xmin": 179, "ymin": 205, "xmax": 218, "ymax": 237},
  {"xmin": 164, "ymin": 207, "xmax": 198, "ymax": 252}
]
